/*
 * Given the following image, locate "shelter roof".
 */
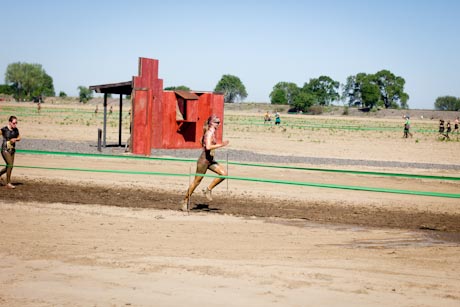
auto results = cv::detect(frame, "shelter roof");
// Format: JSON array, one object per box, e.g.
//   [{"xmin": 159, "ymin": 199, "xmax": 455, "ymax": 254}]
[
  {"xmin": 89, "ymin": 81, "xmax": 132, "ymax": 95},
  {"xmin": 174, "ymin": 90, "xmax": 200, "ymax": 100}
]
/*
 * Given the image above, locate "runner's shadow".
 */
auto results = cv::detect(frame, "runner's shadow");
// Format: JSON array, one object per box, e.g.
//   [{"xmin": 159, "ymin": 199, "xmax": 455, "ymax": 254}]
[{"xmin": 191, "ymin": 203, "xmax": 220, "ymax": 212}]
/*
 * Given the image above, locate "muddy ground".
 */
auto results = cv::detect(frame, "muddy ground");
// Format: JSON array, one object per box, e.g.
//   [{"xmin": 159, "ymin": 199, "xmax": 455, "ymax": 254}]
[{"xmin": 3, "ymin": 178, "xmax": 460, "ymax": 235}]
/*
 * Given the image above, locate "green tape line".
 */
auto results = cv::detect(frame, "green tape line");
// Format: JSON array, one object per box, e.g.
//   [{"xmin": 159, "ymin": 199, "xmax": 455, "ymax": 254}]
[
  {"xmin": 13, "ymin": 164, "xmax": 460, "ymax": 199},
  {"xmin": 17, "ymin": 149, "xmax": 460, "ymax": 181},
  {"xmin": 227, "ymin": 161, "xmax": 460, "ymax": 181},
  {"xmin": 17, "ymin": 149, "xmax": 196, "ymax": 162},
  {"xmin": 15, "ymin": 165, "xmax": 188, "ymax": 177}
]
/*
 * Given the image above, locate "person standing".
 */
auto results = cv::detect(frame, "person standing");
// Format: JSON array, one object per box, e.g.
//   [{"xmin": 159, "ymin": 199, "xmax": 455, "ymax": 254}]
[
  {"xmin": 274, "ymin": 112, "xmax": 281, "ymax": 125},
  {"xmin": 403, "ymin": 116, "xmax": 412, "ymax": 138},
  {"xmin": 181, "ymin": 115, "xmax": 229, "ymax": 211},
  {"xmin": 446, "ymin": 121, "xmax": 452, "ymax": 139},
  {"xmin": 439, "ymin": 119, "xmax": 445, "ymax": 134},
  {"xmin": 454, "ymin": 117, "xmax": 459, "ymax": 134},
  {"xmin": 264, "ymin": 111, "xmax": 271, "ymax": 124},
  {"xmin": 1, "ymin": 116, "xmax": 21, "ymax": 189}
]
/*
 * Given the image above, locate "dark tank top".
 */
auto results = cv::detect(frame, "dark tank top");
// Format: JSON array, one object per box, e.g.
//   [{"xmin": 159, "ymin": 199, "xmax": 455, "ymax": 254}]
[{"xmin": 1, "ymin": 126, "xmax": 19, "ymax": 152}]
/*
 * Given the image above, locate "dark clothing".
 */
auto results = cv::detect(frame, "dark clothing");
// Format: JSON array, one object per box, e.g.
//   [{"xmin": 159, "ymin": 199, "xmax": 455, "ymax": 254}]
[
  {"xmin": 198, "ymin": 129, "xmax": 218, "ymax": 169},
  {"xmin": 0, "ymin": 150, "xmax": 15, "ymax": 183},
  {"xmin": 1, "ymin": 125, "xmax": 19, "ymax": 184},
  {"xmin": 1, "ymin": 126, "xmax": 19, "ymax": 153}
]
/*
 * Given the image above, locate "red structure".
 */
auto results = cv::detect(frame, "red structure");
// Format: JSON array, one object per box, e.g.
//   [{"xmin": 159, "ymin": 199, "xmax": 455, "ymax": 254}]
[
  {"xmin": 131, "ymin": 58, "xmax": 224, "ymax": 155},
  {"xmin": 90, "ymin": 57, "xmax": 224, "ymax": 156}
]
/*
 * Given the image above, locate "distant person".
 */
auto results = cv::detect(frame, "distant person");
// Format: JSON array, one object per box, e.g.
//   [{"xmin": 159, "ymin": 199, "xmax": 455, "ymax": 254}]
[
  {"xmin": 37, "ymin": 101, "xmax": 41, "ymax": 113},
  {"xmin": 403, "ymin": 116, "xmax": 412, "ymax": 138},
  {"xmin": 439, "ymin": 119, "xmax": 449, "ymax": 140},
  {"xmin": 454, "ymin": 117, "xmax": 459, "ymax": 134},
  {"xmin": 181, "ymin": 115, "xmax": 229, "ymax": 211},
  {"xmin": 1, "ymin": 116, "xmax": 21, "ymax": 189},
  {"xmin": 264, "ymin": 111, "xmax": 271, "ymax": 124},
  {"xmin": 274, "ymin": 112, "xmax": 281, "ymax": 125},
  {"xmin": 439, "ymin": 119, "xmax": 445, "ymax": 134},
  {"xmin": 95, "ymin": 104, "xmax": 99, "ymax": 114},
  {"xmin": 109, "ymin": 105, "xmax": 113, "ymax": 115},
  {"xmin": 446, "ymin": 121, "xmax": 452, "ymax": 139}
]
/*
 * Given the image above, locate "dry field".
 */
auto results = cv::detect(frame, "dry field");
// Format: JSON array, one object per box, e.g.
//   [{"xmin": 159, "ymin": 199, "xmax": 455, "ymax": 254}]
[{"xmin": 1, "ymin": 100, "xmax": 459, "ymax": 306}]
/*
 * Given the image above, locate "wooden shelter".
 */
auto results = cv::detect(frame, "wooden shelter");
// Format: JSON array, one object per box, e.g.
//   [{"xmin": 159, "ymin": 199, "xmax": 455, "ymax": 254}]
[{"xmin": 90, "ymin": 57, "xmax": 224, "ymax": 155}]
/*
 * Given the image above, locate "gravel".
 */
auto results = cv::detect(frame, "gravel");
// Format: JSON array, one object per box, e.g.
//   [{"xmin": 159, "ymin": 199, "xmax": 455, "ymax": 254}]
[{"xmin": 19, "ymin": 138, "xmax": 460, "ymax": 171}]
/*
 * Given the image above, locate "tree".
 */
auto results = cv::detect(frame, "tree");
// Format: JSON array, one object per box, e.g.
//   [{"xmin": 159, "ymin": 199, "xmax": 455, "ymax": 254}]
[
  {"xmin": 292, "ymin": 91, "xmax": 316, "ymax": 112},
  {"xmin": 78, "ymin": 86, "xmax": 93, "ymax": 103},
  {"xmin": 343, "ymin": 73, "xmax": 379, "ymax": 108},
  {"xmin": 4, "ymin": 62, "xmax": 55, "ymax": 101},
  {"xmin": 303, "ymin": 76, "xmax": 340, "ymax": 106},
  {"xmin": 343, "ymin": 70, "xmax": 409, "ymax": 109},
  {"xmin": 0, "ymin": 84, "xmax": 14, "ymax": 95},
  {"xmin": 59, "ymin": 91, "xmax": 67, "ymax": 97},
  {"xmin": 342, "ymin": 74, "xmax": 363, "ymax": 107},
  {"xmin": 434, "ymin": 96, "xmax": 460, "ymax": 111},
  {"xmin": 269, "ymin": 82, "xmax": 299, "ymax": 105},
  {"xmin": 33, "ymin": 72, "xmax": 55, "ymax": 97},
  {"xmin": 270, "ymin": 88, "xmax": 288, "ymax": 104},
  {"xmin": 164, "ymin": 85, "xmax": 191, "ymax": 91},
  {"xmin": 374, "ymin": 70, "xmax": 409, "ymax": 109},
  {"xmin": 214, "ymin": 74, "xmax": 248, "ymax": 103},
  {"xmin": 360, "ymin": 77, "xmax": 381, "ymax": 109}
]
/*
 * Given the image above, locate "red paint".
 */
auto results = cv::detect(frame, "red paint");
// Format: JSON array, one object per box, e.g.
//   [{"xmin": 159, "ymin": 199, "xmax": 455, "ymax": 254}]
[{"xmin": 131, "ymin": 57, "xmax": 224, "ymax": 155}]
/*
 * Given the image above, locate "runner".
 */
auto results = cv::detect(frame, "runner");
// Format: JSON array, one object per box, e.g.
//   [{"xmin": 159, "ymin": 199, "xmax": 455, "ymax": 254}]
[
  {"xmin": 180, "ymin": 115, "xmax": 229, "ymax": 211},
  {"xmin": 1, "ymin": 116, "xmax": 21, "ymax": 189}
]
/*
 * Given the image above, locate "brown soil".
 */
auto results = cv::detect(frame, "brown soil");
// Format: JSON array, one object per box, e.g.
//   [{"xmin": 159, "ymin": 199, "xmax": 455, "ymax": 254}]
[
  {"xmin": 1, "ymin": 101, "xmax": 460, "ymax": 306},
  {"xmin": 4, "ymin": 178, "xmax": 460, "ymax": 233}
]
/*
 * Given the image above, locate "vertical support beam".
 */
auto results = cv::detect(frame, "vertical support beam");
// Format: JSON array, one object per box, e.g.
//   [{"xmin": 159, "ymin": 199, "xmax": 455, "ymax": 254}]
[
  {"xmin": 97, "ymin": 128, "xmax": 102, "ymax": 152},
  {"xmin": 103, "ymin": 93, "xmax": 107, "ymax": 147},
  {"xmin": 119, "ymin": 94, "xmax": 123, "ymax": 146}
]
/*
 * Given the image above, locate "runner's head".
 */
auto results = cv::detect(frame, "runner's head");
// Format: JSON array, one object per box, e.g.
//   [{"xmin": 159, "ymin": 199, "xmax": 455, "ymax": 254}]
[{"xmin": 207, "ymin": 115, "xmax": 221, "ymax": 127}]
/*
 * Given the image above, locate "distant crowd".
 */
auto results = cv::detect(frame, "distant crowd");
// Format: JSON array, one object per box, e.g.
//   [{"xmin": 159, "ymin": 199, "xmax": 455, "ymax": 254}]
[
  {"xmin": 438, "ymin": 117, "xmax": 459, "ymax": 140},
  {"xmin": 263, "ymin": 111, "xmax": 281, "ymax": 125}
]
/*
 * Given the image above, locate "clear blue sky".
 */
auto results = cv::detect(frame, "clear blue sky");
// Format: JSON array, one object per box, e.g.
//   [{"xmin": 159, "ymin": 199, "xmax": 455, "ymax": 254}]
[{"xmin": 2, "ymin": 0, "xmax": 459, "ymax": 109}]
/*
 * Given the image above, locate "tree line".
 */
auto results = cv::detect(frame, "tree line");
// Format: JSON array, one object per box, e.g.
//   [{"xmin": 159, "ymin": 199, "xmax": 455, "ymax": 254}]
[
  {"xmin": 1, "ymin": 62, "xmax": 459, "ymax": 111},
  {"xmin": 270, "ymin": 70, "xmax": 410, "ymax": 112}
]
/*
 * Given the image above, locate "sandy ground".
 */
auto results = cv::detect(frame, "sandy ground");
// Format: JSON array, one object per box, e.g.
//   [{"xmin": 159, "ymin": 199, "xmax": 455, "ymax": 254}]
[
  {"xmin": 1, "ymin": 201, "xmax": 459, "ymax": 306},
  {"xmin": 1, "ymin": 101, "xmax": 460, "ymax": 306}
]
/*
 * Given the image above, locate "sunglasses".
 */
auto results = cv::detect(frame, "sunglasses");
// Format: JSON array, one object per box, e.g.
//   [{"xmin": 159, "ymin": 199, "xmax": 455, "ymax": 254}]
[{"xmin": 11, "ymin": 121, "xmax": 17, "ymax": 125}]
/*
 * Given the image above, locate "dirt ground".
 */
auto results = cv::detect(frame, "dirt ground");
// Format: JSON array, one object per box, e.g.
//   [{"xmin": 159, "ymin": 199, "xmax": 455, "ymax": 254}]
[{"xmin": 1, "ymin": 101, "xmax": 460, "ymax": 306}]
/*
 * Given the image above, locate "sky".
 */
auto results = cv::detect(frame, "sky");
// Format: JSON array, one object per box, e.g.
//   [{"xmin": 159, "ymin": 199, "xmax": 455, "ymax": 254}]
[{"xmin": 1, "ymin": 0, "xmax": 459, "ymax": 109}]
